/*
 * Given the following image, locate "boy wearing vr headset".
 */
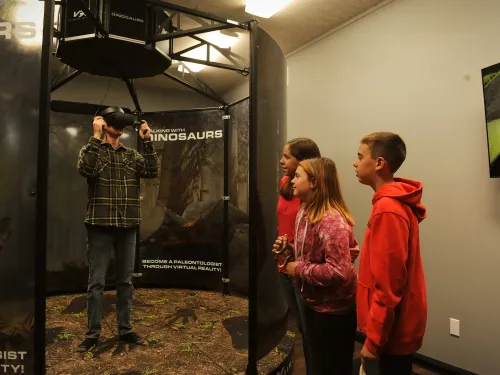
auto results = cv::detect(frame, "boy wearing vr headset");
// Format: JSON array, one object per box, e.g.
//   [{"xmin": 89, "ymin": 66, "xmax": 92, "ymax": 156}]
[{"xmin": 76, "ymin": 108, "xmax": 159, "ymax": 352}]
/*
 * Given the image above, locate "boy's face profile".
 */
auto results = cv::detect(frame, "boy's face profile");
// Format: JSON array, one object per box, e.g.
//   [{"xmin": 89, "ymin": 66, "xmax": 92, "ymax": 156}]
[{"xmin": 354, "ymin": 143, "xmax": 377, "ymax": 186}]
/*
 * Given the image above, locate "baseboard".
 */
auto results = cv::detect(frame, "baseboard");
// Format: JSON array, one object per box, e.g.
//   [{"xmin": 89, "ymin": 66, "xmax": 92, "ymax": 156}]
[{"xmin": 355, "ymin": 331, "xmax": 478, "ymax": 375}]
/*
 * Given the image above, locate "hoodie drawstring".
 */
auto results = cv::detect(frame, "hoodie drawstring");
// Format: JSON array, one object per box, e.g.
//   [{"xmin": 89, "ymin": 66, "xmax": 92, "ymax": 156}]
[{"xmin": 295, "ymin": 208, "xmax": 308, "ymax": 292}]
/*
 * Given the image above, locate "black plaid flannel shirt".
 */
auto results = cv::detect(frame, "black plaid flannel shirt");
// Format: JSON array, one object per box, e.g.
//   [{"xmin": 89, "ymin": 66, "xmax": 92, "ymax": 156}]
[{"xmin": 77, "ymin": 136, "xmax": 159, "ymax": 227}]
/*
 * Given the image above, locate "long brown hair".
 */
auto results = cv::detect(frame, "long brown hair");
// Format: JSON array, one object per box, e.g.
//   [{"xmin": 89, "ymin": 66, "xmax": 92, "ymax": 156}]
[
  {"xmin": 299, "ymin": 157, "xmax": 354, "ymax": 225},
  {"xmin": 280, "ymin": 138, "xmax": 321, "ymax": 200}
]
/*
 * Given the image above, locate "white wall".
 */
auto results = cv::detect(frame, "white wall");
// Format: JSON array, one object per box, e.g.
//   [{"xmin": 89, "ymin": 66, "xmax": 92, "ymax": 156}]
[
  {"xmin": 52, "ymin": 73, "xmax": 219, "ymax": 112},
  {"xmin": 287, "ymin": 0, "xmax": 500, "ymax": 374}
]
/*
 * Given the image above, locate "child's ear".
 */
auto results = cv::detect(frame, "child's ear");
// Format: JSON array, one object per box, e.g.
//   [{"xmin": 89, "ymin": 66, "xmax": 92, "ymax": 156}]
[{"xmin": 375, "ymin": 157, "xmax": 385, "ymax": 171}]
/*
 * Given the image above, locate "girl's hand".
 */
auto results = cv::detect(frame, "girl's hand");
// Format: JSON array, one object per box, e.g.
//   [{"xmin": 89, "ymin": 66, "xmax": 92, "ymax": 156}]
[
  {"xmin": 272, "ymin": 234, "xmax": 289, "ymax": 254},
  {"xmin": 285, "ymin": 261, "xmax": 297, "ymax": 276}
]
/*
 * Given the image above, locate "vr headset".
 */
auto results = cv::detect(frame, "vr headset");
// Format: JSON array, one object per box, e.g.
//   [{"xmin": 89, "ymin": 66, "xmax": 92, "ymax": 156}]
[{"xmin": 98, "ymin": 106, "xmax": 142, "ymax": 129}]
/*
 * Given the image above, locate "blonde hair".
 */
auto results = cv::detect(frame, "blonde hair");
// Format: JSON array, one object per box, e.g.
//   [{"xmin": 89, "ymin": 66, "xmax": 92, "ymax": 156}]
[{"xmin": 299, "ymin": 157, "xmax": 354, "ymax": 225}]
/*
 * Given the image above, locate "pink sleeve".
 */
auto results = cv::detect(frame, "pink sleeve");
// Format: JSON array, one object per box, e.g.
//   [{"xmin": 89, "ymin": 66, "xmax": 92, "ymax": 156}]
[{"xmin": 295, "ymin": 216, "xmax": 353, "ymax": 287}]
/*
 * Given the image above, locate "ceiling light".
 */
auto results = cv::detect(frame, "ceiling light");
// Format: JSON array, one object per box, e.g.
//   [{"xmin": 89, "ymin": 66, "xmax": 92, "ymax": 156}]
[
  {"xmin": 176, "ymin": 31, "xmax": 238, "ymax": 74},
  {"xmin": 178, "ymin": 45, "xmax": 209, "ymax": 73},
  {"xmin": 245, "ymin": 0, "xmax": 293, "ymax": 18},
  {"xmin": 201, "ymin": 30, "xmax": 239, "ymax": 49}
]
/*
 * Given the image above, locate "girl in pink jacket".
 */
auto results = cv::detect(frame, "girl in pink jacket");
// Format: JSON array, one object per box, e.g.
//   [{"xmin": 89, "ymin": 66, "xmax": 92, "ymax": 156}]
[{"xmin": 274, "ymin": 157, "xmax": 358, "ymax": 375}]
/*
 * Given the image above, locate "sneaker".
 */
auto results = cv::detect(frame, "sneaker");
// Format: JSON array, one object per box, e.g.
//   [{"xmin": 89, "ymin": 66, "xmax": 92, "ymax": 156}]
[
  {"xmin": 75, "ymin": 337, "xmax": 98, "ymax": 353},
  {"xmin": 119, "ymin": 332, "xmax": 144, "ymax": 344}
]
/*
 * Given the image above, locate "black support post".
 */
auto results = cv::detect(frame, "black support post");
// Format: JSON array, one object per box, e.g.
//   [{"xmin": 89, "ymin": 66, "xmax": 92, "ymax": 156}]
[
  {"xmin": 123, "ymin": 78, "xmax": 143, "ymax": 113},
  {"xmin": 51, "ymin": 70, "xmax": 82, "ymax": 92},
  {"xmin": 222, "ymin": 108, "xmax": 230, "ymax": 296},
  {"xmin": 134, "ymin": 121, "xmax": 144, "ymax": 279},
  {"xmin": 36, "ymin": 1, "xmax": 55, "ymax": 374},
  {"xmin": 246, "ymin": 20, "xmax": 258, "ymax": 375}
]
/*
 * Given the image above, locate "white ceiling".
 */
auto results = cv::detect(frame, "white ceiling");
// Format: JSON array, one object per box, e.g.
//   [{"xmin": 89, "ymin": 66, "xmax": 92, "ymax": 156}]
[
  {"xmin": 51, "ymin": 0, "xmax": 386, "ymax": 102},
  {"xmin": 165, "ymin": 0, "xmax": 387, "ymax": 55}
]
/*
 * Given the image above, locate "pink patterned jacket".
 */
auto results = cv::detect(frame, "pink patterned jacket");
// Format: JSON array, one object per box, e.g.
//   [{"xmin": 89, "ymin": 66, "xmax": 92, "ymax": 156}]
[{"xmin": 294, "ymin": 207, "xmax": 358, "ymax": 313}]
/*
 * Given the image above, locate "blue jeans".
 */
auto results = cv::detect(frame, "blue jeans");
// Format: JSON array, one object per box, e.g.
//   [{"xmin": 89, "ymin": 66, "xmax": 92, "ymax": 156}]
[
  {"xmin": 279, "ymin": 273, "xmax": 311, "ymax": 375},
  {"xmin": 85, "ymin": 225, "xmax": 137, "ymax": 339}
]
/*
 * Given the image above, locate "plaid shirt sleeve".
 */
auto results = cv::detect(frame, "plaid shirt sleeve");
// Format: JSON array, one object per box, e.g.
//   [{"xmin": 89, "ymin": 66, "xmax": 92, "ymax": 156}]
[
  {"xmin": 136, "ymin": 138, "xmax": 159, "ymax": 178},
  {"xmin": 77, "ymin": 137, "xmax": 102, "ymax": 178}
]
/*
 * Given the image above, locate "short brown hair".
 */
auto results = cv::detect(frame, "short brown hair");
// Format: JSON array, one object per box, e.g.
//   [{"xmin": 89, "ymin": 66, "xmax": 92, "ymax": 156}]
[
  {"xmin": 299, "ymin": 158, "xmax": 354, "ymax": 225},
  {"xmin": 280, "ymin": 138, "xmax": 321, "ymax": 200},
  {"xmin": 361, "ymin": 132, "xmax": 406, "ymax": 173}
]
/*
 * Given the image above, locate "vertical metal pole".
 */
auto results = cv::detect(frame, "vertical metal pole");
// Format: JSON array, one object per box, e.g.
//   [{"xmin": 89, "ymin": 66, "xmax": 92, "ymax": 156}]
[
  {"xmin": 134, "ymin": 127, "xmax": 143, "ymax": 278},
  {"xmin": 222, "ymin": 108, "xmax": 230, "ymax": 295},
  {"xmin": 246, "ymin": 19, "xmax": 258, "ymax": 375},
  {"xmin": 36, "ymin": 1, "xmax": 55, "ymax": 374}
]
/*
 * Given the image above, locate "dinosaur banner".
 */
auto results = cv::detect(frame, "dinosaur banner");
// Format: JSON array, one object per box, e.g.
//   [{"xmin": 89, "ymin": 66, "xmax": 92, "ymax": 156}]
[{"xmin": 138, "ymin": 109, "xmax": 249, "ymax": 292}]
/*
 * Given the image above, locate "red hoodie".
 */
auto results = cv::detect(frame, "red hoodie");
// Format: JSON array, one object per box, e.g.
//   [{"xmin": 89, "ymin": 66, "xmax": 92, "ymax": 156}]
[
  {"xmin": 357, "ymin": 178, "xmax": 427, "ymax": 356},
  {"xmin": 276, "ymin": 176, "xmax": 301, "ymax": 273}
]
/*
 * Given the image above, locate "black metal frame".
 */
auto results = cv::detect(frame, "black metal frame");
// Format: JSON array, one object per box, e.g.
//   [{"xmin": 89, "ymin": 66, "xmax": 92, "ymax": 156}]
[
  {"xmin": 51, "ymin": 70, "xmax": 81, "ymax": 92},
  {"xmin": 51, "ymin": 0, "xmax": 250, "ymax": 103},
  {"xmin": 146, "ymin": 0, "xmax": 247, "ymax": 29},
  {"xmin": 39, "ymin": 1, "xmax": 277, "ymax": 374},
  {"xmin": 123, "ymin": 78, "xmax": 143, "ymax": 113},
  {"xmin": 151, "ymin": 23, "xmax": 235, "ymax": 42},
  {"xmin": 77, "ymin": 0, "xmax": 108, "ymax": 36}
]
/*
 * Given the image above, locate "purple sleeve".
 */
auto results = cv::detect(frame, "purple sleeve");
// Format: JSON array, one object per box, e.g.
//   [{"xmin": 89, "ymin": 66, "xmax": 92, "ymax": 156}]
[{"xmin": 296, "ymin": 216, "xmax": 353, "ymax": 287}]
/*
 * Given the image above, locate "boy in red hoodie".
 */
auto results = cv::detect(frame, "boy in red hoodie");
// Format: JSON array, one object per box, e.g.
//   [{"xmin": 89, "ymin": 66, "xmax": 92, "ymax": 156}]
[{"xmin": 353, "ymin": 132, "xmax": 427, "ymax": 375}]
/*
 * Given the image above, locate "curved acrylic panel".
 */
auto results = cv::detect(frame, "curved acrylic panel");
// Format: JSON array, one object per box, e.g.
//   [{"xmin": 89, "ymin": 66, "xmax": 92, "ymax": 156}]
[
  {"xmin": 0, "ymin": 0, "xmax": 44, "ymax": 372},
  {"xmin": 249, "ymin": 24, "xmax": 289, "ymax": 365}
]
